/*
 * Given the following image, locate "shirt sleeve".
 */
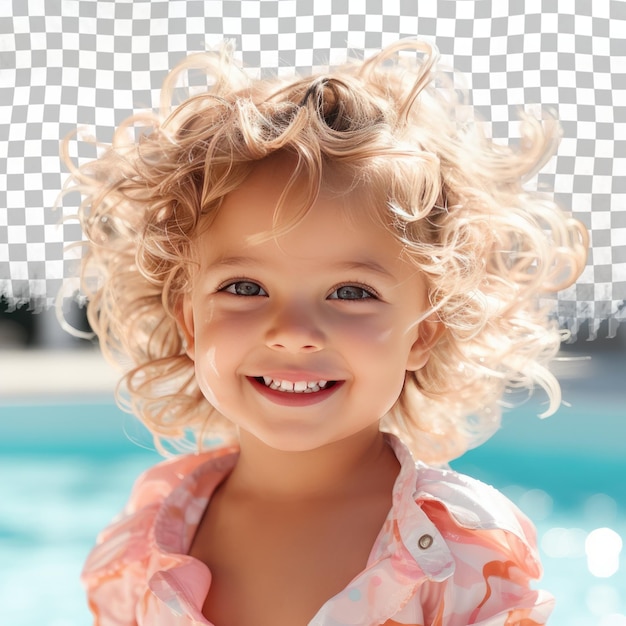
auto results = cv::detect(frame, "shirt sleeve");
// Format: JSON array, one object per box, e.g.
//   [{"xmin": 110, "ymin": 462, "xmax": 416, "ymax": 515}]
[{"xmin": 81, "ymin": 455, "xmax": 207, "ymax": 626}]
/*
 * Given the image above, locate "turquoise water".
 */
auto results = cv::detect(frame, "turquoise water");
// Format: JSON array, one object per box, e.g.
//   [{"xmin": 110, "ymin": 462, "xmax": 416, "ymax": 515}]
[{"xmin": 1, "ymin": 359, "xmax": 625, "ymax": 626}]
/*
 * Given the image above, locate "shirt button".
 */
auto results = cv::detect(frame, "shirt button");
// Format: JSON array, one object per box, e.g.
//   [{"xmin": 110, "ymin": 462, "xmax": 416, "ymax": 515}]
[{"xmin": 418, "ymin": 534, "xmax": 434, "ymax": 550}]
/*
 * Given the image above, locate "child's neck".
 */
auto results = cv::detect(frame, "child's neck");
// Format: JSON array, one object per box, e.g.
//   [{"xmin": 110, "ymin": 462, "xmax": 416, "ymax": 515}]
[{"xmin": 226, "ymin": 426, "xmax": 398, "ymax": 502}]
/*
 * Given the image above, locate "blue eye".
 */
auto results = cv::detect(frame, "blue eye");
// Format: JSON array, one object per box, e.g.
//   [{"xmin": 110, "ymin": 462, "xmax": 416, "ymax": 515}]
[
  {"xmin": 328, "ymin": 285, "xmax": 376, "ymax": 300},
  {"xmin": 222, "ymin": 281, "xmax": 267, "ymax": 296}
]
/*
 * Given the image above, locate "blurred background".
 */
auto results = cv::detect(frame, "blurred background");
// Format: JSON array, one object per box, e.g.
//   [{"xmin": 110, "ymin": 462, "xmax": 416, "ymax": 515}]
[{"xmin": 1, "ymin": 299, "xmax": 625, "ymax": 626}]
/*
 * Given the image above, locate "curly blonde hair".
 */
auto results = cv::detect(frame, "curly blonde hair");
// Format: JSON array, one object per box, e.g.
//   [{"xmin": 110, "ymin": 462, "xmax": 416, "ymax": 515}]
[{"xmin": 65, "ymin": 39, "xmax": 587, "ymax": 463}]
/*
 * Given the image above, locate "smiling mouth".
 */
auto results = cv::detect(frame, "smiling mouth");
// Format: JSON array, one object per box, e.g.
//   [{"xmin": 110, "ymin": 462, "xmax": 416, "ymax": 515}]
[{"xmin": 254, "ymin": 377, "xmax": 338, "ymax": 394}]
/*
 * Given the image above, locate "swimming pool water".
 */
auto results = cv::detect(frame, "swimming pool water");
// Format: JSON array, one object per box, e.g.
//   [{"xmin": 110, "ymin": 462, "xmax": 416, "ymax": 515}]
[{"xmin": 1, "ymin": 373, "xmax": 625, "ymax": 626}]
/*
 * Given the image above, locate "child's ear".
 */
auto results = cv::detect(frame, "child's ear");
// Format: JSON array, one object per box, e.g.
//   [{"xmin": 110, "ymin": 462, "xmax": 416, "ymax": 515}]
[
  {"xmin": 174, "ymin": 295, "xmax": 196, "ymax": 361},
  {"xmin": 406, "ymin": 315, "xmax": 445, "ymax": 372}
]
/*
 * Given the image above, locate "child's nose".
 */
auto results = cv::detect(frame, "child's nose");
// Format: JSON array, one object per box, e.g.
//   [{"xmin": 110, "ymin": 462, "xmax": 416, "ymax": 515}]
[{"xmin": 264, "ymin": 302, "xmax": 325, "ymax": 353}]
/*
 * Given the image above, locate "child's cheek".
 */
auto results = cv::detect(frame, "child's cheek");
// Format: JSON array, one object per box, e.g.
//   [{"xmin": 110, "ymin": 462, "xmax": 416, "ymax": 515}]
[
  {"xmin": 334, "ymin": 314, "xmax": 404, "ymax": 347},
  {"xmin": 193, "ymin": 345, "xmax": 222, "ymax": 406}
]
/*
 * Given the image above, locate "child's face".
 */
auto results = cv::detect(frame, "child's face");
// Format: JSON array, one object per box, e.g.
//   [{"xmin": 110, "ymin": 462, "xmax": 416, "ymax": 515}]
[{"xmin": 177, "ymin": 155, "xmax": 440, "ymax": 453}]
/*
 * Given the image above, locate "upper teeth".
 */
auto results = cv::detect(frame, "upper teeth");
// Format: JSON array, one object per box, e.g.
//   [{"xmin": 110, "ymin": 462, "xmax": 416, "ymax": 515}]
[{"xmin": 262, "ymin": 377, "xmax": 329, "ymax": 393}]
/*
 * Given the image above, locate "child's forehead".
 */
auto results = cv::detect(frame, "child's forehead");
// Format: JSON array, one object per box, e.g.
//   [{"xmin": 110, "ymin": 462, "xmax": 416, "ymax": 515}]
[
  {"xmin": 190, "ymin": 157, "xmax": 402, "ymax": 267},
  {"xmin": 218, "ymin": 152, "xmax": 387, "ymax": 224}
]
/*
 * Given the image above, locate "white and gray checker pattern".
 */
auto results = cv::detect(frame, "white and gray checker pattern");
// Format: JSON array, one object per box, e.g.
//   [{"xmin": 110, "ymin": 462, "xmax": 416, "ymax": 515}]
[{"xmin": 1, "ymin": 0, "xmax": 625, "ymax": 336}]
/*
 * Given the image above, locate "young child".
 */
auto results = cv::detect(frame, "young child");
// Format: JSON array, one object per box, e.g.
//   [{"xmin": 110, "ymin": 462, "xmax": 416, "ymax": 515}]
[{"xmin": 69, "ymin": 40, "xmax": 588, "ymax": 626}]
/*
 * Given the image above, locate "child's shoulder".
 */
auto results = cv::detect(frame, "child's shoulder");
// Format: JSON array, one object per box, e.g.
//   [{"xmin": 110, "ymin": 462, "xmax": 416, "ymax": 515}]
[
  {"xmin": 82, "ymin": 445, "xmax": 239, "ymax": 584},
  {"xmin": 391, "ymin": 435, "xmax": 535, "ymax": 539},
  {"xmin": 389, "ymin": 435, "xmax": 540, "ymax": 575},
  {"xmin": 411, "ymin": 462, "xmax": 542, "ymax": 578},
  {"xmin": 415, "ymin": 463, "xmax": 534, "ymax": 537},
  {"xmin": 366, "ymin": 452, "xmax": 552, "ymax": 625}
]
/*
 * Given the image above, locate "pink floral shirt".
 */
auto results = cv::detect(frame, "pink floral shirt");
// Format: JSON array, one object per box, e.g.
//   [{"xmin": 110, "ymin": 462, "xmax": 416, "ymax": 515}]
[{"xmin": 82, "ymin": 435, "xmax": 554, "ymax": 625}]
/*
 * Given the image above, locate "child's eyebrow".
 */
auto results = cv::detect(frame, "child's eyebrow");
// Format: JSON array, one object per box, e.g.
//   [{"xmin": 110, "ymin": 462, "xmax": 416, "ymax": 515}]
[
  {"xmin": 206, "ymin": 255, "xmax": 398, "ymax": 281},
  {"xmin": 334, "ymin": 260, "xmax": 398, "ymax": 281},
  {"xmin": 206, "ymin": 255, "xmax": 258, "ymax": 270}
]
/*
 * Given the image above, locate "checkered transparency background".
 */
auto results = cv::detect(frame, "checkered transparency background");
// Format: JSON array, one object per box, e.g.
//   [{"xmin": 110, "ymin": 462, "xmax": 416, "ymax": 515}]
[{"xmin": 1, "ymin": 0, "xmax": 625, "ymax": 336}]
